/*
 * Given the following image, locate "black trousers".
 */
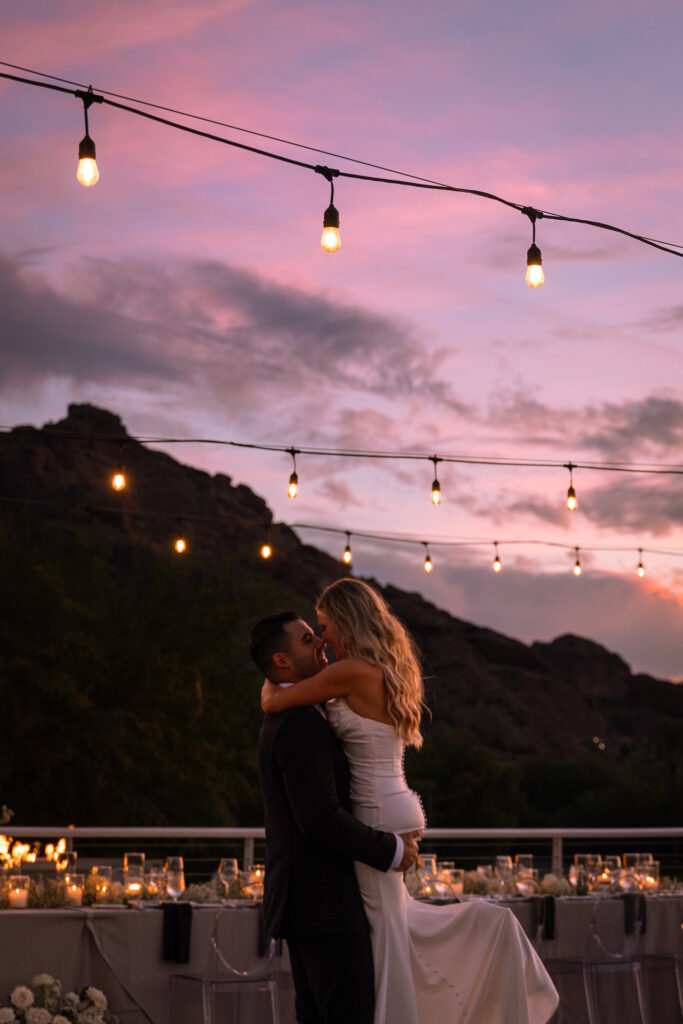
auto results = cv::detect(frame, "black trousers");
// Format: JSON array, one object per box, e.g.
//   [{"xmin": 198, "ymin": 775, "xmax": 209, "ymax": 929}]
[{"xmin": 286, "ymin": 929, "xmax": 375, "ymax": 1024}]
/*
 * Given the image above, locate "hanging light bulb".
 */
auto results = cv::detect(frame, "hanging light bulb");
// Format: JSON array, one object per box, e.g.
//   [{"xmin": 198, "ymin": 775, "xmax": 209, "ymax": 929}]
[
  {"xmin": 573, "ymin": 547, "xmax": 582, "ymax": 576},
  {"xmin": 287, "ymin": 448, "xmax": 299, "ymax": 499},
  {"xmin": 77, "ymin": 134, "xmax": 99, "ymax": 187},
  {"xmin": 316, "ymin": 165, "xmax": 341, "ymax": 253},
  {"xmin": 75, "ymin": 87, "xmax": 102, "ymax": 187},
  {"xmin": 430, "ymin": 456, "xmax": 442, "ymax": 505},
  {"xmin": 492, "ymin": 542, "xmax": 502, "ymax": 572},
  {"xmin": 342, "ymin": 532, "xmax": 353, "ymax": 565},
  {"xmin": 260, "ymin": 542, "xmax": 272, "ymax": 559},
  {"xmin": 111, "ymin": 443, "xmax": 126, "ymax": 491},
  {"xmin": 523, "ymin": 208, "xmax": 544, "ymax": 288},
  {"xmin": 565, "ymin": 463, "xmax": 578, "ymax": 511},
  {"xmin": 636, "ymin": 549, "xmax": 645, "ymax": 578},
  {"xmin": 423, "ymin": 543, "xmax": 433, "ymax": 573}
]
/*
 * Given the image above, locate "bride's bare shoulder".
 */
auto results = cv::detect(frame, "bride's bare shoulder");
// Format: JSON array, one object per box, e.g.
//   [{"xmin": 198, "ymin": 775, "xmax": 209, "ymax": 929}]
[{"xmin": 339, "ymin": 659, "xmax": 383, "ymax": 683}]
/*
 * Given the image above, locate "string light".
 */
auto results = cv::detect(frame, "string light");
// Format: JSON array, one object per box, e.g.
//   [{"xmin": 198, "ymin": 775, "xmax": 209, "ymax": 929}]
[
  {"xmin": 523, "ymin": 208, "xmax": 544, "ymax": 288},
  {"xmin": 342, "ymin": 532, "xmax": 353, "ymax": 565},
  {"xmin": 5, "ymin": 489, "xmax": 683, "ymax": 585},
  {"xmin": 492, "ymin": 542, "xmax": 502, "ymax": 572},
  {"xmin": 317, "ymin": 166, "xmax": 341, "ymax": 253},
  {"xmin": 636, "ymin": 548, "xmax": 645, "ymax": 577},
  {"xmin": 566, "ymin": 463, "xmax": 578, "ymax": 511},
  {"xmin": 260, "ymin": 540, "xmax": 272, "ymax": 559},
  {"xmin": 2, "ymin": 65, "xmax": 683, "ymax": 271},
  {"xmin": 174, "ymin": 519, "xmax": 187, "ymax": 554},
  {"xmin": 430, "ymin": 456, "xmax": 442, "ymax": 505},
  {"xmin": 287, "ymin": 448, "xmax": 299, "ymax": 500},
  {"xmin": 75, "ymin": 87, "xmax": 102, "ymax": 187},
  {"xmin": 111, "ymin": 443, "xmax": 126, "ymax": 491}
]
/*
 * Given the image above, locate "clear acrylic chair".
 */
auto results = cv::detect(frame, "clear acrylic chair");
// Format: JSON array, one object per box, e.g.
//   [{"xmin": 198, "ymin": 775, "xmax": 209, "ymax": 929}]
[
  {"xmin": 539, "ymin": 891, "xmax": 653, "ymax": 1024},
  {"xmin": 170, "ymin": 906, "xmax": 281, "ymax": 1024},
  {"xmin": 581, "ymin": 890, "xmax": 652, "ymax": 1024}
]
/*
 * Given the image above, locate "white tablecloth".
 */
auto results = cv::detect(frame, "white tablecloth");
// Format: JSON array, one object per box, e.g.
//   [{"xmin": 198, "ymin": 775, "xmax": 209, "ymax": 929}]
[{"xmin": 0, "ymin": 895, "xmax": 680, "ymax": 1023}]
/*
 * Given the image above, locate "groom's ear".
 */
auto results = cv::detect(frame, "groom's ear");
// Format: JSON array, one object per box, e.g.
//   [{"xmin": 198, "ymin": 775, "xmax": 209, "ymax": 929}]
[{"xmin": 272, "ymin": 651, "xmax": 291, "ymax": 670}]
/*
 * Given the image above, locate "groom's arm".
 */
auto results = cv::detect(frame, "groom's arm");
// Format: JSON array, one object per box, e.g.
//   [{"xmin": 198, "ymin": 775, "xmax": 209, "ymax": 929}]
[{"xmin": 274, "ymin": 709, "xmax": 398, "ymax": 872}]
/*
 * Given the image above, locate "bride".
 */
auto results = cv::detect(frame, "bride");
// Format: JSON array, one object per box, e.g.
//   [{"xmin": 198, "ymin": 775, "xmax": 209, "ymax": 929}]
[{"xmin": 262, "ymin": 578, "xmax": 559, "ymax": 1024}]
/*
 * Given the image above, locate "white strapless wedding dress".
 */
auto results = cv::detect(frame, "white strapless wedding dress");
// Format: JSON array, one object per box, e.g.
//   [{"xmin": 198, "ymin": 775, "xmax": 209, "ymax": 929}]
[{"xmin": 326, "ymin": 697, "xmax": 559, "ymax": 1024}]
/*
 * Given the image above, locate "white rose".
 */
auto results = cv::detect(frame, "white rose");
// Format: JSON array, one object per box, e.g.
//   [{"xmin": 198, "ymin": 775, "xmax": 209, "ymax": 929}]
[
  {"xmin": 26, "ymin": 1009, "xmax": 52, "ymax": 1024},
  {"xmin": 77, "ymin": 1010, "xmax": 103, "ymax": 1024},
  {"xmin": 541, "ymin": 872, "xmax": 562, "ymax": 894},
  {"xmin": 84, "ymin": 987, "xmax": 107, "ymax": 1011},
  {"xmin": 62, "ymin": 994, "xmax": 79, "ymax": 1008},
  {"xmin": 10, "ymin": 987, "xmax": 34, "ymax": 1010},
  {"xmin": 53, "ymin": 1018, "xmax": 71, "ymax": 1024},
  {"xmin": 0, "ymin": 1008, "xmax": 17, "ymax": 1023},
  {"xmin": 30, "ymin": 975, "xmax": 55, "ymax": 990}
]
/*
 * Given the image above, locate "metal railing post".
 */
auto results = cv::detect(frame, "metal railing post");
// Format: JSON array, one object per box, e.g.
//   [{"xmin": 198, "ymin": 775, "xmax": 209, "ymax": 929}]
[
  {"xmin": 552, "ymin": 836, "xmax": 563, "ymax": 876},
  {"xmin": 243, "ymin": 836, "xmax": 255, "ymax": 871}
]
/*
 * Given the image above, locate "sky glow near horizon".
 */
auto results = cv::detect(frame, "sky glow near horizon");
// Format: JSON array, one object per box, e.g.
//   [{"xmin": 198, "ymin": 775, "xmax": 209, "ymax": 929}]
[{"xmin": 1, "ymin": 0, "xmax": 682, "ymax": 679}]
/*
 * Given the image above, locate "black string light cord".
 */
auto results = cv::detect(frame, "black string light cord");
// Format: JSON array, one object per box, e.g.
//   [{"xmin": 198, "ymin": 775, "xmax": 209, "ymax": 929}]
[
  {"xmin": 2, "ymin": 64, "xmax": 683, "ymax": 259},
  {"xmin": 1, "ymin": 493, "xmax": 682, "ymax": 567},
  {"xmin": 2, "ymin": 424, "xmax": 682, "ymax": 480}
]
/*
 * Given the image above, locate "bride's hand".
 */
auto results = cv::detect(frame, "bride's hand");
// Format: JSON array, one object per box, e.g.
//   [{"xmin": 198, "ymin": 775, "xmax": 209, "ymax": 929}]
[{"xmin": 261, "ymin": 679, "xmax": 282, "ymax": 712}]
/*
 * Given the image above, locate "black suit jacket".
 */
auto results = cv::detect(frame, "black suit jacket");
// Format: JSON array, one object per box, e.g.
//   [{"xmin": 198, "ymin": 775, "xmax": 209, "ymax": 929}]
[{"xmin": 258, "ymin": 704, "xmax": 396, "ymax": 939}]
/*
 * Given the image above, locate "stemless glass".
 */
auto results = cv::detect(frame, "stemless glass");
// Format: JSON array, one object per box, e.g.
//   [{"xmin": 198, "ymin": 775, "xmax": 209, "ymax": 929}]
[
  {"xmin": 90, "ymin": 865, "xmax": 113, "ymax": 900},
  {"xmin": 515, "ymin": 868, "xmax": 540, "ymax": 895},
  {"xmin": 418, "ymin": 853, "xmax": 438, "ymax": 882},
  {"xmin": 123, "ymin": 852, "xmax": 145, "ymax": 897},
  {"xmin": 218, "ymin": 857, "xmax": 239, "ymax": 897},
  {"xmin": 164, "ymin": 856, "xmax": 185, "ymax": 901}
]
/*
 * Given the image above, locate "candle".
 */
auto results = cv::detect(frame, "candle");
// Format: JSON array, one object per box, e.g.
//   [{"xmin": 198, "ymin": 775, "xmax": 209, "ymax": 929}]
[
  {"xmin": 65, "ymin": 873, "xmax": 84, "ymax": 906},
  {"xmin": 9, "ymin": 886, "xmax": 28, "ymax": 908},
  {"xmin": 66, "ymin": 884, "xmax": 83, "ymax": 906}
]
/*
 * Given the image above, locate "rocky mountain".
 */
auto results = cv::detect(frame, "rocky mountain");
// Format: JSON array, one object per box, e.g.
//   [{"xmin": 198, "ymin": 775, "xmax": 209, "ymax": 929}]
[{"xmin": 1, "ymin": 404, "xmax": 681, "ymax": 827}]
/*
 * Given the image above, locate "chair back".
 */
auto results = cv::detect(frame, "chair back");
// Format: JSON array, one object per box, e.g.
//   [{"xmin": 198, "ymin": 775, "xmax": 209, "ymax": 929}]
[{"xmin": 202, "ymin": 906, "xmax": 277, "ymax": 984}]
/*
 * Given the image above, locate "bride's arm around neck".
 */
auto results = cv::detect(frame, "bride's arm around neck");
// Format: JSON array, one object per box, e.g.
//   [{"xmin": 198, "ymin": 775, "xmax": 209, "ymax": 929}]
[{"xmin": 261, "ymin": 659, "xmax": 381, "ymax": 713}]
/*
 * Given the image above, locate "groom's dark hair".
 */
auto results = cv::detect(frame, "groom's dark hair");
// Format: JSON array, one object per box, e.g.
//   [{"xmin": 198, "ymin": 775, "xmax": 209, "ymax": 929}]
[{"xmin": 250, "ymin": 610, "xmax": 301, "ymax": 675}]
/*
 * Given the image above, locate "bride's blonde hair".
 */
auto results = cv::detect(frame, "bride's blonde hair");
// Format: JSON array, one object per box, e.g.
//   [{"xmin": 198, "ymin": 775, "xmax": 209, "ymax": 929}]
[{"xmin": 316, "ymin": 578, "xmax": 424, "ymax": 748}]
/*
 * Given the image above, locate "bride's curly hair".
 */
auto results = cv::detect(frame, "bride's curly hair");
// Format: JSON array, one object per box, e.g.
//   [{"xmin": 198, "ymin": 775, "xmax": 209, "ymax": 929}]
[{"xmin": 316, "ymin": 578, "xmax": 425, "ymax": 748}]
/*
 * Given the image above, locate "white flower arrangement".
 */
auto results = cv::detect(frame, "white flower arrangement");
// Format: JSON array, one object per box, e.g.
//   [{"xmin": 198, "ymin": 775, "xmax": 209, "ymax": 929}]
[{"xmin": 0, "ymin": 979, "xmax": 117, "ymax": 1024}]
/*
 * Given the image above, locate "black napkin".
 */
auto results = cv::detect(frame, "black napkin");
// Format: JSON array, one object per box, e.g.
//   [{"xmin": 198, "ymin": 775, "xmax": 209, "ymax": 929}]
[
  {"xmin": 621, "ymin": 893, "xmax": 647, "ymax": 935},
  {"xmin": 531, "ymin": 895, "xmax": 555, "ymax": 941},
  {"xmin": 162, "ymin": 901, "xmax": 193, "ymax": 962},
  {"xmin": 542, "ymin": 894, "xmax": 555, "ymax": 940}
]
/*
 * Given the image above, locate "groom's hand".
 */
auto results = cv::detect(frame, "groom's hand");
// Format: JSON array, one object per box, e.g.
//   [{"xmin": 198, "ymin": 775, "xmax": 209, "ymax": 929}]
[{"xmin": 394, "ymin": 832, "xmax": 419, "ymax": 872}]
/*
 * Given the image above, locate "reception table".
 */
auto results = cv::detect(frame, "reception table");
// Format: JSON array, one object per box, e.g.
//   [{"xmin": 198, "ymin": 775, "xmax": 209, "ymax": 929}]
[{"xmin": 0, "ymin": 895, "xmax": 680, "ymax": 1023}]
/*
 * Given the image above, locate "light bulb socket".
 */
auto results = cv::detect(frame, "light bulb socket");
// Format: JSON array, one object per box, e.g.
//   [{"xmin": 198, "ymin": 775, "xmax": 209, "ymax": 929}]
[
  {"xmin": 79, "ymin": 134, "xmax": 96, "ymax": 160},
  {"xmin": 323, "ymin": 203, "xmax": 340, "ymax": 229},
  {"xmin": 526, "ymin": 242, "xmax": 542, "ymax": 267}
]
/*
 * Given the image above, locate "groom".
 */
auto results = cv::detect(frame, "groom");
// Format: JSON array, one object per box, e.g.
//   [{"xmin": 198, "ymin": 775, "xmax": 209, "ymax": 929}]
[{"xmin": 251, "ymin": 610, "xmax": 418, "ymax": 1024}]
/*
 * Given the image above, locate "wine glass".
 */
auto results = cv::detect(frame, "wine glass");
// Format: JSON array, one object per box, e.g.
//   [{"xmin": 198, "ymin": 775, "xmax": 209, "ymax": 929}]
[
  {"xmin": 164, "ymin": 856, "xmax": 185, "ymax": 901},
  {"xmin": 218, "ymin": 857, "xmax": 239, "ymax": 897}
]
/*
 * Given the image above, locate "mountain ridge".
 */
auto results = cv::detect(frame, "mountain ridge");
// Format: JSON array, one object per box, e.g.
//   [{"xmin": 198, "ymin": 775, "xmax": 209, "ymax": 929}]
[{"xmin": 1, "ymin": 403, "xmax": 681, "ymax": 827}]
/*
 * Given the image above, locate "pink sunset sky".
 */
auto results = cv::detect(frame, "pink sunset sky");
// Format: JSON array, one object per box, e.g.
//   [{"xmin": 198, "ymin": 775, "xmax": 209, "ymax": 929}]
[{"xmin": 1, "ymin": 0, "xmax": 682, "ymax": 679}]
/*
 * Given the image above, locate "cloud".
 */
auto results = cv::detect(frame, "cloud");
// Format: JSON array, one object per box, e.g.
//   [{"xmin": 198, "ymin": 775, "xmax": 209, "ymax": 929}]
[
  {"xmin": 0, "ymin": 250, "xmax": 470, "ymax": 434},
  {"xmin": 487, "ymin": 389, "xmax": 683, "ymax": 461},
  {"xmin": 579, "ymin": 395, "xmax": 683, "ymax": 460},
  {"xmin": 579, "ymin": 478, "xmax": 683, "ymax": 535},
  {"xmin": 639, "ymin": 305, "xmax": 683, "ymax": 333},
  {"xmin": 358, "ymin": 545, "xmax": 683, "ymax": 680}
]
